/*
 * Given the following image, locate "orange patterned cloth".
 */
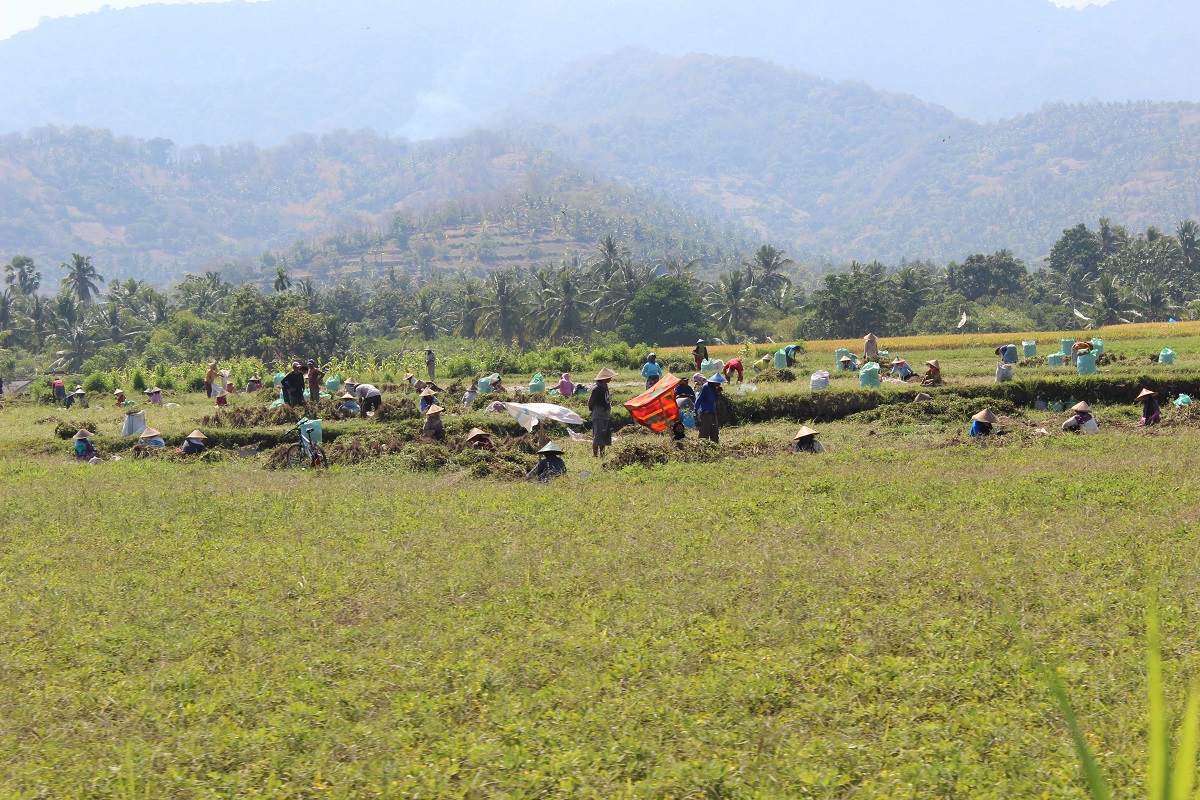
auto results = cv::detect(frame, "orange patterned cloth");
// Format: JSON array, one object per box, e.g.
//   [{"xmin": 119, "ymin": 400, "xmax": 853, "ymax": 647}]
[{"xmin": 622, "ymin": 373, "xmax": 682, "ymax": 433}]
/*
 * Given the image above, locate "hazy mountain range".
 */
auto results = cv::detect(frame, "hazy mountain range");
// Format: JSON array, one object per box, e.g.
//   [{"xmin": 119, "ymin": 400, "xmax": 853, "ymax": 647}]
[{"xmin": 1, "ymin": 0, "xmax": 1198, "ymax": 145}]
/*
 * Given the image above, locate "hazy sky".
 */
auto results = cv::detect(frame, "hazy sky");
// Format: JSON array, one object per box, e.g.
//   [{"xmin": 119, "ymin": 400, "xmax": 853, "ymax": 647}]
[{"xmin": 0, "ymin": 0, "xmax": 1113, "ymax": 41}]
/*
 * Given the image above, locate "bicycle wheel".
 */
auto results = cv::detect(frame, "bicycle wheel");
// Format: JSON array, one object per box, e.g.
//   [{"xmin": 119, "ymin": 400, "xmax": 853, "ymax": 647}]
[
  {"xmin": 285, "ymin": 443, "xmax": 306, "ymax": 468},
  {"xmin": 311, "ymin": 444, "xmax": 328, "ymax": 468}
]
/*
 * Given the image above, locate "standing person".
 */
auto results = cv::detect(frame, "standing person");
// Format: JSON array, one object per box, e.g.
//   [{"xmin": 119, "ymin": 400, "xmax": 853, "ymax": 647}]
[
  {"xmin": 306, "ymin": 359, "xmax": 324, "ymax": 404},
  {"xmin": 863, "ymin": 334, "xmax": 879, "ymax": 362},
  {"xmin": 641, "ymin": 353, "xmax": 663, "ymax": 390},
  {"xmin": 425, "ymin": 348, "xmax": 436, "ymax": 382},
  {"xmin": 280, "ymin": 362, "xmax": 306, "ymax": 407},
  {"xmin": 695, "ymin": 373, "xmax": 726, "ymax": 442},
  {"xmin": 722, "ymin": 358, "xmax": 744, "ymax": 383},
  {"xmin": 204, "ymin": 362, "xmax": 218, "ymax": 398},
  {"xmin": 354, "ymin": 381, "xmax": 383, "ymax": 415},
  {"xmin": 1138, "ymin": 388, "xmax": 1161, "ymax": 426},
  {"xmin": 691, "ymin": 340, "xmax": 709, "ymax": 371},
  {"xmin": 52, "ymin": 378, "xmax": 67, "ymax": 405},
  {"xmin": 589, "ymin": 367, "xmax": 616, "ymax": 457}
]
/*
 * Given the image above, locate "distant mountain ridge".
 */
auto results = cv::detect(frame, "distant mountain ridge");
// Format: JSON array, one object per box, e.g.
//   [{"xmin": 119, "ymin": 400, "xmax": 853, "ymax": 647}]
[{"xmin": 2, "ymin": 0, "xmax": 1200, "ymax": 145}]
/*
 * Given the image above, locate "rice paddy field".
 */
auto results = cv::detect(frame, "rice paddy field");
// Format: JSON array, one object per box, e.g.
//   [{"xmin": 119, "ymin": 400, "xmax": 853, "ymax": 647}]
[{"xmin": 3, "ymin": 327, "xmax": 1200, "ymax": 798}]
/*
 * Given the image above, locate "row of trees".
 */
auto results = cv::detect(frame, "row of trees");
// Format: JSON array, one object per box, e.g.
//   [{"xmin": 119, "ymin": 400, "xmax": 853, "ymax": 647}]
[{"xmin": 3, "ymin": 218, "xmax": 1199, "ymax": 375}]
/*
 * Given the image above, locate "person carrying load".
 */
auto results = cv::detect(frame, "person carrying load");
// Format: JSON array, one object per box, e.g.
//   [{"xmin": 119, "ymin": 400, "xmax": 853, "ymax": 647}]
[
  {"xmin": 863, "ymin": 334, "xmax": 879, "ymax": 362},
  {"xmin": 691, "ymin": 339, "xmax": 708, "ymax": 371}
]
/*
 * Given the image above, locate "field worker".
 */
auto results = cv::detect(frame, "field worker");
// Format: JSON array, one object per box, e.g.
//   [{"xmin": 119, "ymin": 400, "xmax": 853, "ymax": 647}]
[
  {"xmin": 863, "ymin": 333, "xmax": 879, "ymax": 361},
  {"xmin": 755, "ymin": 353, "xmax": 772, "ymax": 372},
  {"xmin": 490, "ymin": 375, "xmax": 506, "ymax": 393},
  {"xmin": 180, "ymin": 430, "xmax": 208, "ymax": 455},
  {"xmin": 462, "ymin": 382, "xmax": 480, "ymax": 407},
  {"xmin": 425, "ymin": 348, "xmax": 437, "ymax": 382},
  {"xmin": 675, "ymin": 376, "xmax": 697, "ymax": 404},
  {"xmin": 138, "ymin": 427, "xmax": 165, "ymax": 448},
  {"xmin": 306, "ymin": 359, "xmax": 324, "ymax": 403},
  {"xmin": 913, "ymin": 392, "xmax": 933, "ymax": 403},
  {"xmin": 338, "ymin": 392, "xmax": 361, "ymax": 419},
  {"xmin": 343, "ymin": 378, "xmax": 358, "ymax": 396},
  {"xmin": 280, "ymin": 361, "xmax": 306, "ymax": 407},
  {"xmin": 642, "ymin": 353, "xmax": 663, "ymax": 389},
  {"xmin": 213, "ymin": 384, "xmax": 228, "ymax": 407},
  {"xmin": 421, "ymin": 404, "xmax": 445, "ymax": 441},
  {"xmin": 792, "ymin": 425, "xmax": 827, "ymax": 454},
  {"xmin": 692, "ymin": 339, "xmax": 708, "ymax": 371},
  {"xmin": 527, "ymin": 441, "xmax": 567, "ymax": 481},
  {"xmin": 354, "ymin": 381, "xmax": 383, "ymax": 415},
  {"xmin": 419, "ymin": 387, "xmax": 439, "ymax": 413},
  {"xmin": 589, "ymin": 367, "xmax": 616, "ymax": 457},
  {"xmin": 921, "ymin": 359, "xmax": 943, "ymax": 387},
  {"xmin": 465, "ymin": 428, "xmax": 495, "ymax": 450},
  {"xmin": 995, "ymin": 344, "xmax": 1018, "ymax": 361},
  {"xmin": 65, "ymin": 387, "xmax": 89, "ymax": 409},
  {"xmin": 1062, "ymin": 401, "xmax": 1099, "ymax": 434},
  {"xmin": 113, "ymin": 388, "xmax": 136, "ymax": 406},
  {"xmin": 204, "ymin": 361, "xmax": 218, "ymax": 398},
  {"xmin": 891, "ymin": 357, "xmax": 913, "ymax": 380},
  {"xmin": 723, "ymin": 358, "xmax": 744, "ymax": 383},
  {"xmin": 553, "ymin": 372, "xmax": 575, "ymax": 397},
  {"xmin": 970, "ymin": 408, "xmax": 998, "ymax": 437},
  {"xmin": 671, "ymin": 419, "xmax": 687, "ymax": 442},
  {"xmin": 696, "ymin": 372, "xmax": 726, "ymax": 443},
  {"xmin": 1138, "ymin": 388, "xmax": 1161, "ymax": 426},
  {"xmin": 839, "ymin": 354, "xmax": 859, "ymax": 371},
  {"xmin": 144, "ymin": 386, "xmax": 163, "ymax": 405},
  {"xmin": 246, "ymin": 375, "xmax": 263, "ymax": 393},
  {"xmin": 72, "ymin": 429, "xmax": 97, "ymax": 460},
  {"xmin": 785, "ymin": 343, "xmax": 801, "ymax": 367},
  {"xmin": 221, "ymin": 369, "xmax": 235, "ymax": 395},
  {"xmin": 52, "ymin": 378, "xmax": 67, "ymax": 404},
  {"xmin": 1071, "ymin": 340, "xmax": 1094, "ymax": 360},
  {"xmin": 404, "ymin": 373, "xmax": 417, "ymax": 389}
]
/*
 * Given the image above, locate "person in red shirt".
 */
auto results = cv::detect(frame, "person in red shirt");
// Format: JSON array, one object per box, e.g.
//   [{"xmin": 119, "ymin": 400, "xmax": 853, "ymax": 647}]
[
  {"xmin": 306, "ymin": 359, "xmax": 324, "ymax": 403},
  {"xmin": 722, "ymin": 358, "xmax": 744, "ymax": 383}
]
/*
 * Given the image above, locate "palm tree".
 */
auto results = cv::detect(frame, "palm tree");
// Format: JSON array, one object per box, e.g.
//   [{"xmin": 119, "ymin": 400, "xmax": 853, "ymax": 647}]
[
  {"xmin": 96, "ymin": 302, "xmax": 142, "ymax": 345},
  {"xmin": 1086, "ymin": 273, "xmax": 1132, "ymax": 327},
  {"xmin": 1129, "ymin": 275, "xmax": 1177, "ymax": 322},
  {"xmin": 47, "ymin": 294, "xmax": 98, "ymax": 371},
  {"xmin": 659, "ymin": 254, "xmax": 701, "ymax": 283},
  {"xmin": 4, "ymin": 255, "xmax": 40, "ymax": 296},
  {"xmin": 1176, "ymin": 219, "xmax": 1200, "ymax": 274},
  {"xmin": 477, "ymin": 269, "xmax": 527, "ymax": 345},
  {"xmin": 596, "ymin": 258, "xmax": 656, "ymax": 331},
  {"xmin": 399, "ymin": 290, "xmax": 446, "ymax": 340},
  {"xmin": 453, "ymin": 272, "xmax": 484, "ymax": 338},
  {"xmin": 61, "ymin": 253, "xmax": 103, "ymax": 303},
  {"xmin": 537, "ymin": 265, "xmax": 591, "ymax": 344},
  {"xmin": 744, "ymin": 244, "xmax": 794, "ymax": 300},
  {"xmin": 706, "ymin": 269, "xmax": 758, "ymax": 336},
  {"xmin": 0, "ymin": 289, "xmax": 14, "ymax": 346},
  {"xmin": 590, "ymin": 235, "xmax": 624, "ymax": 283},
  {"xmin": 274, "ymin": 266, "xmax": 292, "ymax": 293},
  {"xmin": 1097, "ymin": 217, "xmax": 1127, "ymax": 258}
]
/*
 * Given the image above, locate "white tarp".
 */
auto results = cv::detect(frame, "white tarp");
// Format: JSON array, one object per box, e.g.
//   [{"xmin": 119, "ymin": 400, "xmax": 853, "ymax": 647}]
[{"xmin": 503, "ymin": 402, "xmax": 585, "ymax": 432}]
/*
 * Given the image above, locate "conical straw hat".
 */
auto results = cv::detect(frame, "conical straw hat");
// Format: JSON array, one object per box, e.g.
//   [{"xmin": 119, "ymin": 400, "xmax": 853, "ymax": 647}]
[
  {"xmin": 913, "ymin": 392, "xmax": 933, "ymax": 402},
  {"xmin": 792, "ymin": 425, "xmax": 818, "ymax": 440},
  {"xmin": 595, "ymin": 367, "xmax": 617, "ymax": 381},
  {"xmin": 971, "ymin": 409, "xmax": 999, "ymax": 424},
  {"xmin": 1137, "ymin": 388, "xmax": 1158, "ymax": 400},
  {"xmin": 139, "ymin": 427, "xmax": 160, "ymax": 439},
  {"xmin": 425, "ymin": 404, "xmax": 444, "ymax": 415},
  {"xmin": 72, "ymin": 429, "xmax": 94, "ymax": 440},
  {"xmin": 926, "ymin": 359, "xmax": 940, "ymax": 369},
  {"xmin": 1071, "ymin": 401, "xmax": 1092, "ymax": 413},
  {"xmin": 465, "ymin": 427, "xmax": 491, "ymax": 441},
  {"xmin": 186, "ymin": 430, "xmax": 207, "ymax": 439}
]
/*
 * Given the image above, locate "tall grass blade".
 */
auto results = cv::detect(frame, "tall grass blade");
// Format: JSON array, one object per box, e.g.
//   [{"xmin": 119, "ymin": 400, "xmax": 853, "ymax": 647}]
[
  {"xmin": 1037, "ymin": 661, "xmax": 1113, "ymax": 800},
  {"xmin": 1149, "ymin": 608, "xmax": 1169, "ymax": 800},
  {"xmin": 1170, "ymin": 682, "xmax": 1200, "ymax": 800}
]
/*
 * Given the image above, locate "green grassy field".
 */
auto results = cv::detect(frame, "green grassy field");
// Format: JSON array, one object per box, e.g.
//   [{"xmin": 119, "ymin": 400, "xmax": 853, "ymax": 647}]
[{"xmin": 3, "ymin": 333, "xmax": 1200, "ymax": 797}]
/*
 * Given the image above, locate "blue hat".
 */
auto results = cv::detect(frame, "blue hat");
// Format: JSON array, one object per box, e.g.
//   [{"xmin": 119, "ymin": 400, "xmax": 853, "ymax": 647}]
[{"xmin": 710, "ymin": 373, "xmax": 728, "ymax": 384}]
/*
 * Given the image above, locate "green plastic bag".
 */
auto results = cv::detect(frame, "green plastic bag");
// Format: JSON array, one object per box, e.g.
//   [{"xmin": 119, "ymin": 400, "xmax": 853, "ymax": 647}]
[{"xmin": 529, "ymin": 373, "xmax": 545, "ymax": 393}]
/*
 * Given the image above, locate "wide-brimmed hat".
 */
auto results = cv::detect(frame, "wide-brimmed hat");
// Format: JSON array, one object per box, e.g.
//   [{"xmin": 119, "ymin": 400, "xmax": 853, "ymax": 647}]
[
  {"xmin": 425, "ymin": 404, "xmax": 444, "ymax": 415},
  {"xmin": 1071, "ymin": 401, "xmax": 1092, "ymax": 413},
  {"xmin": 538, "ymin": 441, "xmax": 564, "ymax": 455},
  {"xmin": 692, "ymin": 372, "xmax": 706, "ymax": 383},
  {"xmin": 149, "ymin": 387, "xmax": 161, "ymax": 394},
  {"xmin": 913, "ymin": 392, "xmax": 933, "ymax": 402},
  {"xmin": 340, "ymin": 392, "xmax": 356, "ymax": 400},
  {"xmin": 208, "ymin": 361, "xmax": 217, "ymax": 368},
  {"xmin": 864, "ymin": 333, "xmax": 877, "ymax": 341},
  {"xmin": 113, "ymin": 388, "xmax": 125, "ymax": 396},
  {"xmin": 249, "ymin": 375, "xmax": 261, "ymax": 381},
  {"xmin": 839, "ymin": 355, "xmax": 853, "ymax": 363},
  {"xmin": 404, "ymin": 373, "xmax": 414, "ymax": 381},
  {"xmin": 893, "ymin": 357, "xmax": 907, "ymax": 365},
  {"xmin": 291, "ymin": 361, "xmax": 302, "ymax": 368},
  {"xmin": 72, "ymin": 389, "xmax": 86, "ymax": 396},
  {"xmin": 972, "ymin": 409, "xmax": 999, "ymax": 424},
  {"xmin": 72, "ymin": 429, "xmax": 94, "ymax": 440},
  {"xmin": 926, "ymin": 359, "xmax": 940, "ymax": 369},
  {"xmin": 489, "ymin": 376, "xmax": 502, "ymax": 385},
  {"xmin": 1137, "ymin": 388, "xmax": 1158, "ymax": 400},
  {"xmin": 139, "ymin": 427, "xmax": 160, "ymax": 439},
  {"xmin": 419, "ymin": 387, "xmax": 436, "ymax": 397},
  {"xmin": 709, "ymin": 373, "xmax": 728, "ymax": 384},
  {"xmin": 186, "ymin": 430, "xmax": 207, "ymax": 440},
  {"xmin": 424, "ymin": 347, "xmax": 433, "ymax": 352},
  {"xmin": 465, "ymin": 427, "xmax": 491, "ymax": 441},
  {"xmin": 792, "ymin": 425, "xmax": 818, "ymax": 440},
  {"xmin": 695, "ymin": 339, "xmax": 706, "ymax": 344},
  {"xmin": 74, "ymin": 385, "xmax": 83, "ymax": 391},
  {"xmin": 595, "ymin": 367, "xmax": 617, "ymax": 381},
  {"xmin": 214, "ymin": 385, "xmax": 227, "ymax": 398}
]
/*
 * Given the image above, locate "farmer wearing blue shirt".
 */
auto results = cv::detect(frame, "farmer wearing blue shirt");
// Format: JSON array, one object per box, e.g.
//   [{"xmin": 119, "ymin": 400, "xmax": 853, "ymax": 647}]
[
  {"xmin": 695, "ymin": 373, "xmax": 727, "ymax": 443},
  {"xmin": 641, "ymin": 353, "xmax": 663, "ymax": 390},
  {"xmin": 969, "ymin": 408, "xmax": 998, "ymax": 437}
]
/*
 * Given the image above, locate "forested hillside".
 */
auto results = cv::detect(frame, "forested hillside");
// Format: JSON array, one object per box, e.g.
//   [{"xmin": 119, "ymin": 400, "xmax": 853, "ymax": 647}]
[
  {"xmin": 507, "ymin": 49, "xmax": 1200, "ymax": 262},
  {"xmin": 0, "ymin": 127, "xmax": 754, "ymax": 286}
]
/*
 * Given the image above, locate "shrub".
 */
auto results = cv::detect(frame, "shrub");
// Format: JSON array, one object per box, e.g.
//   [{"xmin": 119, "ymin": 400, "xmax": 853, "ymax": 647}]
[
  {"xmin": 444, "ymin": 354, "xmax": 476, "ymax": 379},
  {"xmin": 82, "ymin": 371, "xmax": 111, "ymax": 394},
  {"xmin": 131, "ymin": 369, "xmax": 147, "ymax": 392}
]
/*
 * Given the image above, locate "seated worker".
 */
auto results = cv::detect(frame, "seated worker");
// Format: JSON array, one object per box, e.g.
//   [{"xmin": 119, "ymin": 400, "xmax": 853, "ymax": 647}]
[
  {"xmin": 65, "ymin": 386, "xmax": 89, "ymax": 409},
  {"xmin": 755, "ymin": 354, "xmax": 773, "ymax": 372},
  {"xmin": 838, "ymin": 355, "xmax": 860, "ymax": 371},
  {"xmin": 405, "ymin": 372, "xmax": 419, "ymax": 388},
  {"xmin": 72, "ymin": 429, "xmax": 97, "ymax": 460},
  {"xmin": 1071, "ymin": 340, "xmax": 1094, "ymax": 361},
  {"xmin": 553, "ymin": 372, "xmax": 575, "ymax": 397},
  {"xmin": 338, "ymin": 392, "xmax": 361, "ymax": 419},
  {"xmin": 671, "ymin": 419, "xmax": 687, "ymax": 442},
  {"xmin": 526, "ymin": 441, "xmax": 567, "ymax": 482},
  {"xmin": 641, "ymin": 353, "xmax": 663, "ymax": 390},
  {"xmin": 421, "ymin": 404, "xmax": 445, "ymax": 440},
  {"xmin": 792, "ymin": 425, "xmax": 827, "ymax": 454},
  {"xmin": 890, "ymin": 358, "xmax": 914, "ymax": 380},
  {"xmin": 213, "ymin": 384, "xmax": 228, "ymax": 407},
  {"xmin": 674, "ymin": 377, "xmax": 697, "ymax": 404},
  {"xmin": 418, "ymin": 387, "xmax": 439, "ymax": 413},
  {"xmin": 462, "ymin": 383, "xmax": 480, "ymax": 407},
  {"xmin": 863, "ymin": 333, "xmax": 879, "ymax": 362},
  {"xmin": 180, "ymin": 430, "xmax": 209, "ymax": 455},
  {"xmin": 969, "ymin": 408, "xmax": 999, "ymax": 437},
  {"xmin": 489, "ymin": 375, "xmax": 506, "ymax": 393},
  {"xmin": 144, "ymin": 386, "xmax": 163, "ymax": 405},
  {"xmin": 921, "ymin": 359, "xmax": 943, "ymax": 387},
  {"xmin": 1062, "ymin": 401, "xmax": 1099, "ymax": 434},
  {"xmin": 246, "ymin": 375, "xmax": 263, "ymax": 393},
  {"xmin": 723, "ymin": 358, "xmax": 744, "ymax": 383},
  {"xmin": 465, "ymin": 427, "xmax": 495, "ymax": 450},
  {"xmin": 138, "ymin": 427, "xmax": 165, "ymax": 448},
  {"xmin": 112, "ymin": 388, "xmax": 137, "ymax": 406},
  {"xmin": 1138, "ymin": 388, "xmax": 1161, "ymax": 426}
]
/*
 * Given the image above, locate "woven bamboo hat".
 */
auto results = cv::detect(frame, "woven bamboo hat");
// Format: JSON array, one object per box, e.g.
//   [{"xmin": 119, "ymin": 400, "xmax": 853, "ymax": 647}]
[
  {"xmin": 113, "ymin": 389, "xmax": 125, "ymax": 396},
  {"xmin": 913, "ymin": 392, "xmax": 933, "ymax": 402},
  {"xmin": 139, "ymin": 427, "xmax": 160, "ymax": 439},
  {"xmin": 538, "ymin": 441, "xmax": 563, "ymax": 454},
  {"xmin": 972, "ymin": 409, "xmax": 999, "ymax": 424},
  {"xmin": 595, "ymin": 367, "xmax": 617, "ymax": 381},
  {"xmin": 864, "ymin": 333, "xmax": 877, "ymax": 341},
  {"xmin": 792, "ymin": 425, "xmax": 818, "ymax": 440},
  {"xmin": 419, "ymin": 387, "xmax": 436, "ymax": 397},
  {"xmin": 340, "ymin": 392, "xmax": 356, "ymax": 400},
  {"xmin": 186, "ymin": 430, "xmax": 207, "ymax": 439},
  {"xmin": 1071, "ymin": 401, "xmax": 1092, "ymax": 413},
  {"xmin": 926, "ymin": 359, "xmax": 940, "ymax": 369},
  {"xmin": 425, "ymin": 404, "xmax": 444, "ymax": 415},
  {"xmin": 839, "ymin": 355, "xmax": 853, "ymax": 363},
  {"xmin": 465, "ymin": 427, "xmax": 491, "ymax": 441},
  {"xmin": 1137, "ymin": 388, "xmax": 1158, "ymax": 400},
  {"xmin": 72, "ymin": 429, "xmax": 94, "ymax": 440}
]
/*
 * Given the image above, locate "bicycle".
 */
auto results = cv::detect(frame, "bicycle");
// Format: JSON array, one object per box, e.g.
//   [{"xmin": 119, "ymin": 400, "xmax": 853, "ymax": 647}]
[{"xmin": 286, "ymin": 419, "xmax": 327, "ymax": 469}]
